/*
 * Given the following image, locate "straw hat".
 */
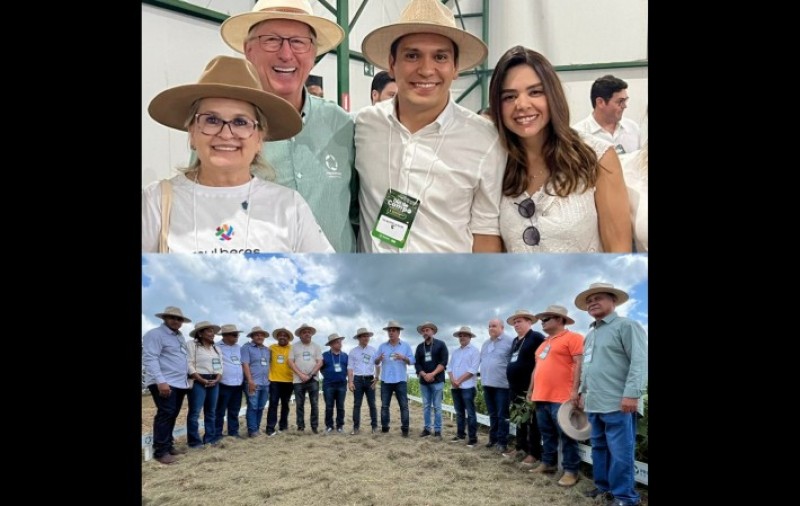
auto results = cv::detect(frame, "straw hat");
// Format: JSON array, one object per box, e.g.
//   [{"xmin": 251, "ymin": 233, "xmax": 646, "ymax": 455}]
[
  {"xmin": 382, "ymin": 320, "xmax": 404, "ymax": 331},
  {"xmin": 416, "ymin": 321, "xmax": 438, "ymax": 334},
  {"xmin": 506, "ymin": 309, "xmax": 538, "ymax": 325},
  {"xmin": 218, "ymin": 324, "xmax": 243, "ymax": 335},
  {"xmin": 189, "ymin": 321, "xmax": 221, "ymax": 338},
  {"xmin": 295, "ymin": 323, "xmax": 317, "ymax": 337},
  {"xmin": 352, "ymin": 327, "xmax": 374, "ymax": 339},
  {"xmin": 574, "ymin": 283, "xmax": 630, "ymax": 311},
  {"xmin": 147, "ymin": 55, "xmax": 302, "ymax": 140},
  {"xmin": 220, "ymin": 0, "xmax": 345, "ymax": 54},
  {"xmin": 246, "ymin": 326, "xmax": 270, "ymax": 338},
  {"xmin": 361, "ymin": 0, "xmax": 488, "ymax": 72},
  {"xmin": 325, "ymin": 333, "xmax": 345, "ymax": 346},
  {"xmin": 155, "ymin": 306, "xmax": 192, "ymax": 323},
  {"xmin": 534, "ymin": 305, "xmax": 575, "ymax": 325},
  {"xmin": 452, "ymin": 325, "xmax": 475, "ymax": 338},
  {"xmin": 272, "ymin": 327, "xmax": 295, "ymax": 341},
  {"xmin": 557, "ymin": 400, "xmax": 591, "ymax": 441}
]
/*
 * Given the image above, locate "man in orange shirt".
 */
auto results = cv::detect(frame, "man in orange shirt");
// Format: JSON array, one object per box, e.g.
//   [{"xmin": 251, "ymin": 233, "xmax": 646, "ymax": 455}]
[{"xmin": 528, "ymin": 305, "xmax": 584, "ymax": 487}]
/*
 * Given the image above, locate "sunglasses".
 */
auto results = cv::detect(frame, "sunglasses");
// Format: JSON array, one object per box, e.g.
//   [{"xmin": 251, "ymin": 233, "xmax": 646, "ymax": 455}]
[
  {"xmin": 540, "ymin": 316, "xmax": 556, "ymax": 323},
  {"xmin": 514, "ymin": 198, "xmax": 540, "ymax": 246}
]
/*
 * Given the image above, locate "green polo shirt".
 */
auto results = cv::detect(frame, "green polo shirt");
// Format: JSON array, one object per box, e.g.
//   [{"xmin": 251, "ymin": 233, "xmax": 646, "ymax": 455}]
[{"xmin": 579, "ymin": 312, "xmax": 647, "ymax": 415}]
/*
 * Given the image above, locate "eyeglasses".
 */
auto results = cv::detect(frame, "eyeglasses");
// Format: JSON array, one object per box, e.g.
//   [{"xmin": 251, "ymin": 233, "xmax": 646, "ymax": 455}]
[
  {"xmin": 254, "ymin": 35, "xmax": 315, "ymax": 54},
  {"xmin": 163, "ymin": 315, "xmax": 184, "ymax": 321},
  {"xmin": 514, "ymin": 198, "xmax": 541, "ymax": 246},
  {"xmin": 222, "ymin": 333, "xmax": 238, "ymax": 337},
  {"xmin": 194, "ymin": 114, "xmax": 259, "ymax": 139}
]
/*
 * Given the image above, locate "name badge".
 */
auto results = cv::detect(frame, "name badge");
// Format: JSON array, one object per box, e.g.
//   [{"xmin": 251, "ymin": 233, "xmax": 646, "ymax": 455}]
[
  {"xmin": 334, "ymin": 363, "xmax": 342, "ymax": 373},
  {"xmin": 303, "ymin": 351, "xmax": 311, "ymax": 361},
  {"xmin": 615, "ymin": 144, "xmax": 626, "ymax": 155},
  {"xmin": 583, "ymin": 343, "xmax": 593, "ymax": 363},
  {"xmin": 371, "ymin": 189, "xmax": 420, "ymax": 248},
  {"xmin": 424, "ymin": 352, "xmax": 432, "ymax": 362},
  {"xmin": 390, "ymin": 352, "xmax": 398, "ymax": 361},
  {"xmin": 538, "ymin": 344, "xmax": 551, "ymax": 360},
  {"xmin": 277, "ymin": 355, "xmax": 285, "ymax": 364},
  {"xmin": 261, "ymin": 357, "xmax": 268, "ymax": 366},
  {"xmin": 231, "ymin": 356, "xmax": 241, "ymax": 365},
  {"xmin": 212, "ymin": 358, "xmax": 222, "ymax": 371},
  {"xmin": 362, "ymin": 354, "xmax": 371, "ymax": 364},
  {"xmin": 510, "ymin": 351, "xmax": 519, "ymax": 363}
]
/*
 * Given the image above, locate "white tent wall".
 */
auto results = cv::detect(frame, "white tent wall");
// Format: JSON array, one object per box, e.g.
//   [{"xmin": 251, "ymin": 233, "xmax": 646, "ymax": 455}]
[{"xmin": 142, "ymin": 0, "xmax": 647, "ymax": 187}]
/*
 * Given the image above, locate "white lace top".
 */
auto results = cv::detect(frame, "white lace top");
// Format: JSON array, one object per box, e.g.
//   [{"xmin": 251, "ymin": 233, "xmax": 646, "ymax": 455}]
[{"xmin": 499, "ymin": 134, "xmax": 613, "ymax": 253}]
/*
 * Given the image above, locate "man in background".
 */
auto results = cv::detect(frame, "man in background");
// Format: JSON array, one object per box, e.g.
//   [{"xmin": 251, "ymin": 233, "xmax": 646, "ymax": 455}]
[
  {"xmin": 370, "ymin": 70, "xmax": 397, "ymax": 104},
  {"xmin": 572, "ymin": 75, "xmax": 641, "ymax": 155}
]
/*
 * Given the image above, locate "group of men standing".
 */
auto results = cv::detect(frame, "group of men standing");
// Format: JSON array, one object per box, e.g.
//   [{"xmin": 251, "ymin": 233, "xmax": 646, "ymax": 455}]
[{"xmin": 143, "ymin": 281, "xmax": 647, "ymax": 506}]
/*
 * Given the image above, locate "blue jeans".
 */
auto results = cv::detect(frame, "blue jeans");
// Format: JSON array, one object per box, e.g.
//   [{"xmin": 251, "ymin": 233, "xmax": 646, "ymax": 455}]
[
  {"xmin": 451, "ymin": 387, "xmax": 478, "ymax": 440},
  {"xmin": 293, "ymin": 380, "xmax": 320, "ymax": 430},
  {"xmin": 323, "ymin": 382, "xmax": 347, "ymax": 429},
  {"xmin": 588, "ymin": 411, "xmax": 640, "ymax": 505},
  {"xmin": 419, "ymin": 381, "xmax": 445, "ymax": 432},
  {"xmin": 380, "ymin": 381, "xmax": 409, "ymax": 431},
  {"xmin": 215, "ymin": 383, "xmax": 244, "ymax": 437},
  {"xmin": 266, "ymin": 381, "xmax": 293, "ymax": 432},
  {"xmin": 244, "ymin": 382, "xmax": 269, "ymax": 434},
  {"xmin": 536, "ymin": 402, "xmax": 580, "ymax": 473},
  {"xmin": 147, "ymin": 384, "xmax": 188, "ymax": 458},
  {"xmin": 351, "ymin": 376, "xmax": 377, "ymax": 430},
  {"xmin": 187, "ymin": 379, "xmax": 219, "ymax": 447},
  {"xmin": 483, "ymin": 386, "xmax": 510, "ymax": 446}
]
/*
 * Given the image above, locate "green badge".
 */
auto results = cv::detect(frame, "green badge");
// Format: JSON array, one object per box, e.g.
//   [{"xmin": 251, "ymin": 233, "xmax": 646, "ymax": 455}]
[{"xmin": 371, "ymin": 189, "xmax": 420, "ymax": 248}]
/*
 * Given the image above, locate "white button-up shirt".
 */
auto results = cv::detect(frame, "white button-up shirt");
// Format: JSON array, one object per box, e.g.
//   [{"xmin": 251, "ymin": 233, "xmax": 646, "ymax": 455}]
[
  {"xmin": 572, "ymin": 114, "xmax": 641, "ymax": 155},
  {"xmin": 355, "ymin": 98, "xmax": 506, "ymax": 253},
  {"xmin": 447, "ymin": 343, "xmax": 481, "ymax": 389}
]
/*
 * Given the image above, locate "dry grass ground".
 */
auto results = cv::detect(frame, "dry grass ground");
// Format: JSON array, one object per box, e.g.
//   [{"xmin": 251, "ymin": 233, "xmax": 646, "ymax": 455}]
[{"xmin": 142, "ymin": 394, "xmax": 648, "ymax": 506}]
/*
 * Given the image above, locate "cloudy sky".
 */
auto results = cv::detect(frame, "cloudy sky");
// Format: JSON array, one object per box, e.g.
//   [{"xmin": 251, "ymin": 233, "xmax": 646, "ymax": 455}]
[{"xmin": 142, "ymin": 253, "xmax": 648, "ymax": 354}]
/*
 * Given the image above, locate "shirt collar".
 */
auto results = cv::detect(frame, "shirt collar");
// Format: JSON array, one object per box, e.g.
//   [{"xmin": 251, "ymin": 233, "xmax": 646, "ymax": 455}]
[
  {"xmin": 387, "ymin": 96, "xmax": 455, "ymax": 133},
  {"xmin": 589, "ymin": 311, "xmax": 619, "ymax": 328},
  {"xmin": 160, "ymin": 323, "xmax": 182, "ymax": 336}
]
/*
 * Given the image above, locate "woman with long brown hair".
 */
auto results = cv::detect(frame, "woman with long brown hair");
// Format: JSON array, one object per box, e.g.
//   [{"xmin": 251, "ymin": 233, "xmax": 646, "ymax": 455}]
[{"xmin": 488, "ymin": 46, "xmax": 631, "ymax": 253}]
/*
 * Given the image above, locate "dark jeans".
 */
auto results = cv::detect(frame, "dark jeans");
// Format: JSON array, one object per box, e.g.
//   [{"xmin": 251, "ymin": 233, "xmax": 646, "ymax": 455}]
[
  {"xmin": 187, "ymin": 379, "xmax": 219, "ymax": 446},
  {"xmin": 483, "ymin": 386, "xmax": 511, "ymax": 446},
  {"xmin": 451, "ymin": 387, "xmax": 478, "ymax": 440},
  {"xmin": 323, "ymin": 382, "xmax": 347, "ymax": 429},
  {"xmin": 380, "ymin": 381, "xmax": 409, "ymax": 431},
  {"xmin": 351, "ymin": 376, "xmax": 377, "ymax": 430},
  {"xmin": 215, "ymin": 383, "xmax": 244, "ymax": 437},
  {"xmin": 510, "ymin": 386, "xmax": 542, "ymax": 459},
  {"xmin": 293, "ymin": 380, "xmax": 320, "ymax": 430},
  {"xmin": 536, "ymin": 401, "xmax": 580, "ymax": 472},
  {"xmin": 266, "ymin": 381, "xmax": 294, "ymax": 432},
  {"xmin": 148, "ymin": 384, "xmax": 188, "ymax": 458}
]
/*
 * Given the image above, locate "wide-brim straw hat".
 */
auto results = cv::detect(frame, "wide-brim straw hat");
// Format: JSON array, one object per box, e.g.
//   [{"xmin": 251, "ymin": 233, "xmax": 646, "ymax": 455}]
[
  {"xmin": 155, "ymin": 306, "xmax": 192, "ymax": 323},
  {"xmin": 534, "ymin": 305, "xmax": 575, "ymax": 325},
  {"xmin": 557, "ymin": 400, "xmax": 591, "ymax": 441},
  {"xmin": 220, "ymin": 0, "xmax": 345, "ymax": 54},
  {"xmin": 272, "ymin": 327, "xmax": 295, "ymax": 341},
  {"xmin": 189, "ymin": 321, "xmax": 221, "ymax": 338},
  {"xmin": 506, "ymin": 309, "xmax": 538, "ymax": 325},
  {"xmin": 246, "ymin": 326, "xmax": 270, "ymax": 338},
  {"xmin": 452, "ymin": 325, "xmax": 475, "ymax": 338},
  {"xmin": 295, "ymin": 323, "xmax": 317, "ymax": 337},
  {"xmin": 147, "ymin": 55, "xmax": 302, "ymax": 140},
  {"xmin": 361, "ymin": 0, "xmax": 488, "ymax": 72},
  {"xmin": 325, "ymin": 333, "xmax": 345, "ymax": 346},
  {"xmin": 416, "ymin": 321, "xmax": 438, "ymax": 334},
  {"xmin": 218, "ymin": 324, "xmax": 243, "ymax": 335},
  {"xmin": 352, "ymin": 327, "xmax": 374, "ymax": 339},
  {"xmin": 574, "ymin": 282, "xmax": 630, "ymax": 311},
  {"xmin": 383, "ymin": 320, "xmax": 404, "ymax": 331}
]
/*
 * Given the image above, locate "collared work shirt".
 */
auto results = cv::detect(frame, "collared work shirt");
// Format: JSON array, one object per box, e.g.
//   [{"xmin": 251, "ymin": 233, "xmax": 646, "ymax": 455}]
[
  {"xmin": 448, "ymin": 344, "xmax": 481, "ymax": 389},
  {"xmin": 142, "ymin": 323, "xmax": 189, "ymax": 389},
  {"xmin": 479, "ymin": 333, "xmax": 513, "ymax": 388},
  {"xmin": 347, "ymin": 344, "xmax": 378, "ymax": 376},
  {"xmin": 572, "ymin": 114, "xmax": 641, "ymax": 155}
]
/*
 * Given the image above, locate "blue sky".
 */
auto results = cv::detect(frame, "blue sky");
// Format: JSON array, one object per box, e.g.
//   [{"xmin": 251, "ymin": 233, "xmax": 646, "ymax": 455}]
[{"xmin": 142, "ymin": 253, "xmax": 648, "ymax": 352}]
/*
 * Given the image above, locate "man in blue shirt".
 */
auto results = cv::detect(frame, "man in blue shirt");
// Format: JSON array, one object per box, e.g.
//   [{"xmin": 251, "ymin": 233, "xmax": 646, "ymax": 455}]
[
  {"xmin": 575, "ymin": 283, "xmax": 647, "ymax": 506},
  {"xmin": 142, "ymin": 306, "xmax": 192, "ymax": 464},
  {"xmin": 413, "ymin": 321, "xmax": 448, "ymax": 440},
  {"xmin": 375, "ymin": 320, "xmax": 415, "ymax": 436},
  {"xmin": 215, "ymin": 324, "xmax": 245, "ymax": 439},
  {"xmin": 321, "ymin": 333, "xmax": 349, "ymax": 433},
  {"xmin": 241, "ymin": 326, "xmax": 272, "ymax": 437},
  {"xmin": 479, "ymin": 318, "xmax": 514, "ymax": 452}
]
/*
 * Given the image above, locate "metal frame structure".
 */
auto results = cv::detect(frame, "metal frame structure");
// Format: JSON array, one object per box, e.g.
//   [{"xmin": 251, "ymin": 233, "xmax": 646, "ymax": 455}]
[{"xmin": 143, "ymin": 0, "xmax": 647, "ymax": 109}]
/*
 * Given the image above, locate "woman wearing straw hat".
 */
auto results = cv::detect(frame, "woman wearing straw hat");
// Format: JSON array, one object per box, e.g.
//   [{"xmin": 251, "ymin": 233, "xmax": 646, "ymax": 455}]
[
  {"xmin": 186, "ymin": 321, "xmax": 223, "ymax": 448},
  {"xmin": 142, "ymin": 55, "xmax": 333, "ymax": 254},
  {"xmin": 487, "ymin": 46, "xmax": 631, "ymax": 253}
]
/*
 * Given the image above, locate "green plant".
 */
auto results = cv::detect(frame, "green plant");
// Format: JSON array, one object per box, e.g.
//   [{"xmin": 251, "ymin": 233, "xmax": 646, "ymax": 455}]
[
  {"xmin": 509, "ymin": 395, "xmax": 536, "ymax": 424},
  {"xmin": 635, "ymin": 385, "xmax": 648, "ymax": 462}
]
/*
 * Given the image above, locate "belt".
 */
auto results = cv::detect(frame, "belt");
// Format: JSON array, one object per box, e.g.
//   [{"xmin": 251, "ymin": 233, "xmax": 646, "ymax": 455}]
[{"xmin": 355, "ymin": 375, "xmax": 374, "ymax": 379}]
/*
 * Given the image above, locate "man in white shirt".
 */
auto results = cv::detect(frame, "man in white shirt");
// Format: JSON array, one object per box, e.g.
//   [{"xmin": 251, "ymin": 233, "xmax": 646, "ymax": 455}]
[
  {"xmin": 288, "ymin": 323, "xmax": 323, "ymax": 433},
  {"xmin": 447, "ymin": 326, "xmax": 481, "ymax": 447},
  {"xmin": 572, "ymin": 75, "xmax": 641, "ymax": 155},
  {"xmin": 347, "ymin": 327, "xmax": 381, "ymax": 435},
  {"xmin": 355, "ymin": 0, "xmax": 505, "ymax": 253}
]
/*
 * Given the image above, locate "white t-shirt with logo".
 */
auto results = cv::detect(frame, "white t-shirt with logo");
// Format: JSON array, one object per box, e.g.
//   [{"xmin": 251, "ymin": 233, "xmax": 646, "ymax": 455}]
[{"xmin": 142, "ymin": 174, "xmax": 334, "ymax": 254}]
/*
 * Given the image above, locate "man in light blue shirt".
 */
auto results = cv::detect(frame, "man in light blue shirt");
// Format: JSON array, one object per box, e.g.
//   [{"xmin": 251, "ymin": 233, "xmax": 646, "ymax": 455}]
[
  {"xmin": 347, "ymin": 327, "xmax": 380, "ymax": 435},
  {"xmin": 447, "ymin": 326, "xmax": 481, "ymax": 447},
  {"xmin": 142, "ymin": 306, "xmax": 192, "ymax": 465},
  {"xmin": 375, "ymin": 320, "xmax": 415, "ymax": 436},
  {"xmin": 215, "ymin": 324, "xmax": 245, "ymax": 439},
  {"xmin": 575, "ymin": 283, "xmax": 647, "ymax": 506},
  {"xmin": 241, "ymin": 326, "xmax": 272, "ymax": 437},
  {"xmin": 479, "ymin": 318, "xmax": 514, "ymax": 452}
]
